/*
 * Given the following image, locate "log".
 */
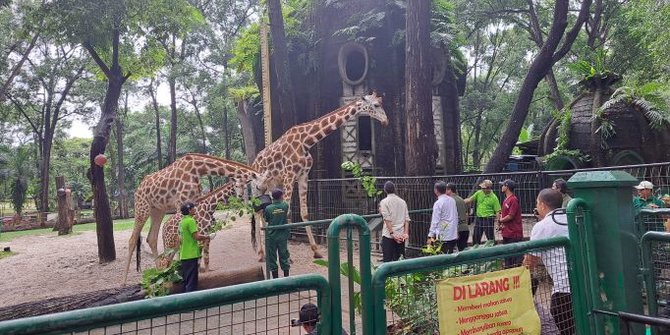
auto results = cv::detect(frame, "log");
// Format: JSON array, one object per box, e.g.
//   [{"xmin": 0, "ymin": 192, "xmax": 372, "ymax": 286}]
[{"xmin": 0, "ymin": 266, "xmax": 265, "ymax": 321}]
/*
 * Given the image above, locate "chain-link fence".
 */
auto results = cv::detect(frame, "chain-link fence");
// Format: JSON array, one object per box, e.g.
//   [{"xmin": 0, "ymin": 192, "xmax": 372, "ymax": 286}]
[
  {"xmin": 0, "ymin": 275, "xmax": 331, "ymax": 335},
  {"xmin": 371, "ymin": 237, "xmax": 575, "ymax": 335}
]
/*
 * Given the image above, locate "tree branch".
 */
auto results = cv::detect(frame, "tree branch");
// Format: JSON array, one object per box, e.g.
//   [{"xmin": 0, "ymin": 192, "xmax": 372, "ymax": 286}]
[
  {"xmin": 552, "ymin": 0, "xmax": 593, "ymax": 63},
  {"xmin": 83, "ymin": 42, "xmax": 112, "ymax": 77},
  {"xmin": 6, "ymin": 93, "xmax": 41, "ymax": 139},
  {"xmin": 0, "ymin": 32, "xmax": 40, "ymax": 101}
]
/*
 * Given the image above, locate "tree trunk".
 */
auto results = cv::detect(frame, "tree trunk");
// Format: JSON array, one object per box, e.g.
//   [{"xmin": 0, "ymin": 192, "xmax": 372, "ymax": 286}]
[
  {"xmin": 472, "ymin": 109, "xmax": 484, "ymax": 169},
  {"xmin": 484, "ymin": 0, "xmax": 591, "ymax": 173},
  {"xmin": 167, "ymin": 77, "xmax": 178, "ymax": 164},
  {"xmin": 38, "ymin": 139, "xmax": 52, "ymax": 215},
  {"xmin": 545, "ymin": 69, "xmax": 565, "ymax": 110},
  {"xmin": 237, "ymin": 100, "xmax": 258, "ymax": 164},
  {"xmin": 590, "ymin": 89, "xmax": 605, "ymax": 166},
  {"xmin": 404, "ymin": 0, "xmax": 437, "ymax": 176},
  {"xmin": 441, "ymin": 52, "xmax": 463, "ymax": 174},
  {"xmin": 223, "ymin": 106, "xmax": 230, "ymax": 160},
  {"xmin": 148, "ymin": 79, "xmax": 163, "ymax": 169},
  {"xmin": 0, "ymin": 32, "xmax": 39, "ymax": 103},
  {"xmin": 267, "ymin": 0, "xmax": 296, "ymax": 133},
  {"xmin": 54, "ymin": 176, "xmax": 72, "ymax": 235},
  {"xmin": 115, "ymin": 117, "xmax": 128, "ymax": 218}
]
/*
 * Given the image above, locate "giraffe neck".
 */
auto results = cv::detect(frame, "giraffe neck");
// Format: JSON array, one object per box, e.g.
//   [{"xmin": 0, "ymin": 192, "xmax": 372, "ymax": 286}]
[
  {"xmin": 184, "ymin": 155, "xmax": 253, "ymax": 181},
  {"xmin": 303, "ymin": 103, "xmax": 359, "ymax": 148},
  {"xmin": 194, "ymin": 183, "xmax": 236, "ymax": 213}
]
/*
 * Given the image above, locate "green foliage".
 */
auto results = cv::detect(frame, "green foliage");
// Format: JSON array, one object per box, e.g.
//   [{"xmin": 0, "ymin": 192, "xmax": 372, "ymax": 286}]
[
  {"xmin": 7, "ymin": 146, "xmax": 32, "ymax": 215},
  {"xmin": 599, "ymin": 82, "xmax": 670, "ymax": 130},
  {"xmin": 141, "ymin": 259, "xmax": 182, "ymax": 298},
  {"xmin": 212, "ymin": 195, "xmax": 259, "ymax": 232},
  {"xmin": 230, "ymin": 23, "xmax": 260, "ymax": 73},
  {"xmin": 543, "ymin": 149, "xmax": 591, "ymax": 169},
  {"xmin": 553, "ymin": 109, "xmax": 572, "ymax": 151},
  {"xmin": 341, "ymin": 161, "xmax": 382, "ymax": 198},
  {"xmin": 313, "ymin": 259, "xmax": 363, "ymax": 314}
]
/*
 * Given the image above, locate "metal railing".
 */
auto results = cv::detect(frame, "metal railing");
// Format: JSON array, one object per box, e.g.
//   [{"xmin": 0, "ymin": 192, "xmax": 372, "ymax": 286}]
[
  {"xmin": 0, "ymin": 274, "xmax": 331, "ymax": 335},
  {"xmin": 370, "ymin": 237, "xmax": 575, "ymax": 335},
  {"xmin": 641, "ymin": 231, "xmax": 670, "ymax": 335},
  {"xmin": 295, "ymin": 162, "xmax": 670, "ymax": 223}
]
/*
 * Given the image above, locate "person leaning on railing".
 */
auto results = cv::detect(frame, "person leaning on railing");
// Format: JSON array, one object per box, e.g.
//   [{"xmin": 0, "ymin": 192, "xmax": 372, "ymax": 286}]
[
  {"xmin": 464, "ymin": 179, "xmax": 501, "ymax": 245},
  {"xmin": 523, "ymin": 189, "xmax": 574, "ymax": 335}
]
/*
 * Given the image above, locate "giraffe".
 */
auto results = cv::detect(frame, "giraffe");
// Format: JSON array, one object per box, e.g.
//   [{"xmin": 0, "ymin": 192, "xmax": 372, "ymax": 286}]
[
  {"xmin": 251, "ymin": 92, "xmax": 388, "ymax": 260},
  {"xmin": 156, "ymin": 182, "xmax": 237, "ymax": 272},
  {"xmin": 123, "ymin": 153, "xmax": 268, "ymax": 285}
]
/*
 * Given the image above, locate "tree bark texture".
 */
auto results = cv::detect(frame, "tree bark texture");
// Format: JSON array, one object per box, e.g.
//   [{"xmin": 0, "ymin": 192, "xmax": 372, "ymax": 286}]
[
  {"xmin": 441, "ymin": 54, "xmax": 463, "ymax": 174},
  {"xmin": 484, "ymin": 0, "xmax": 592, "ymax": 173},
  {"xmin": 267, "ymin": 0, "xmax": 297, "ymax": 134},
  {"xmin": 167, "ymin": 77, "xmax": 178, "ymax": 164},
  {"xmin": 115, "ymin": 116, "xmax": 129, "ymax": 218},
  {"xmin": 237, "ymin": 99, "xmax": 259, "ymax": 164},
  {"xmin": 404, "ymin": 0, "xmax": 437, "ymax": 176},
  {"xmin": 54, "ymin": 176, "xmax": 73, "ymax": 235}
]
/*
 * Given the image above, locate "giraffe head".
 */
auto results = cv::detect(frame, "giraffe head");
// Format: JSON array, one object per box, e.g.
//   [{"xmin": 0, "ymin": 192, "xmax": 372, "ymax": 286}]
[{"xmin": 357, "ymin": 92, "xmax": 388, "ymax": 126}]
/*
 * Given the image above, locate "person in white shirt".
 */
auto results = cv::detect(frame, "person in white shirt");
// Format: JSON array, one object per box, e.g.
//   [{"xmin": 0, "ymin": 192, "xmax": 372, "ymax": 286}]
[
  {"xmin": 524, "ymin": 188, "xmax": 574, "ymax": 335},
  {"xmin": 378, "ymin": 181, "xmax": 410, "ymax": 262},
  {"xmin": 427, "ymin": 181, "xmax": 459, "ymax": 254}
]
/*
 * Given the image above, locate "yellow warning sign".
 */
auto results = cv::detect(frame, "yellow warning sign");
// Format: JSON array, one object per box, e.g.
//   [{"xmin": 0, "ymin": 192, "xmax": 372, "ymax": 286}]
[{"xmin": 436, "ymin": 266, "xmax": 541, "ymax": 335}]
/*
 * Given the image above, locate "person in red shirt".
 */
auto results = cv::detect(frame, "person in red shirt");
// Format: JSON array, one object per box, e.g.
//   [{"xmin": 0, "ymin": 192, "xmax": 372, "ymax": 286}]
[{"xmin": 498, "ymin": 179, "xmax": 523, "ymax": 268}]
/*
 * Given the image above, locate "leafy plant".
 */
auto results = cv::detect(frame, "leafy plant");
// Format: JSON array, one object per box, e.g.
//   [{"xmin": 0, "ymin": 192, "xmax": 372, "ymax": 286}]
[
  {"xmin": 141, "ymin": 259, "xmax": 182, "ymax": 298},
  {"xmin": 599, "ymin": 82, "xmax": 670, "ymax": 130},
  {"xmin": 341, "ymin": 161, "xmax": 382, "ymax": 198},
  {"xmin": 313, "ymin": 259, "xmax": 364, "ymax": 314}
]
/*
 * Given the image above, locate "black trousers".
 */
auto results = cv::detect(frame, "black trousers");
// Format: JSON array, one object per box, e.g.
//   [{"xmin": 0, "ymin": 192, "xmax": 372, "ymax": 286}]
[
  {"xmin": 502, "ymin": 237, "xmax": 524, "ymax": 268},
  {"xmin": 457, "ymin": 230, "xmax": 470, "ymax": 251},
  {"xmin": 440, "ymin": 239, "xmax": 458, "ymax": 254},
  {"xmin": 473, "ymin": 217, "xmax": 495, "ymax": 245},
  {"xmin": 550, "ymin": 293, "xmax": 575, "ymax": 335},
  {"xmin": 381, "ymin": 236, "xmax": 405, "ymax": 262},
  {"xmin": 181, "ymin": 258, "xmax": 199, "ymax": 293}
]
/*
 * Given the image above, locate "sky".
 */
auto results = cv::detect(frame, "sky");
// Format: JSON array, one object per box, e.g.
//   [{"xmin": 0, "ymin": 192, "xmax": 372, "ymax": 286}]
[{"xmin": 65, "ymin": 82, "xmax": 172, "ymax": 138}]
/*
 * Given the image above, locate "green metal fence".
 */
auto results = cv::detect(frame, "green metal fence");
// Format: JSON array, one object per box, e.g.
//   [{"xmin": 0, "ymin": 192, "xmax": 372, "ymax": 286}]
[
  {"xmin": 0, "ymin": 274, "xmax": 331, "ymax": 335},
  {"xmin": 642, "ymin": 231, "xmax": 670, "ymax": 335},
  {"xmin": 371, "ymin": 237, "xmax": 577, "ymax": 335}
]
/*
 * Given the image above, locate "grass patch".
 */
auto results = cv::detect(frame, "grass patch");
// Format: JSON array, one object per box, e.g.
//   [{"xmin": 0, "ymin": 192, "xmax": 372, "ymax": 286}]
[
  {"xmin": 0, "ymin": 251, "xmax": 16, "ymax": 260},
  {"xmin": 0, "ymin": 218, "xmax": 145, "ymax": 243}
]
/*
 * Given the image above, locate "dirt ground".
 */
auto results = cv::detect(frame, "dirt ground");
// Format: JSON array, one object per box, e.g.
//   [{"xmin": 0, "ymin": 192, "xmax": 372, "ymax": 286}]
[{"xmin": 0, "ymin": 215, "xmax": 335, "ymax": 308}]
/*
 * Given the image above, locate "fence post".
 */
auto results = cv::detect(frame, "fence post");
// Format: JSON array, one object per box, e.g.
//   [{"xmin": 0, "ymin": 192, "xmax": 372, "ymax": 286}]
[
  {"xmin": 568, "ymin": 171, "xmax": 643, "ymax": 335},
  {"xmin": 327, "ymin": 214, "xmax": 373, "ymax": 335}
]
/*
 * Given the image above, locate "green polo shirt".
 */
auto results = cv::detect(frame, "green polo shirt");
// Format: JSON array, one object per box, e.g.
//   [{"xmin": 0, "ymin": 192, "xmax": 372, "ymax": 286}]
[
  {"xmin": 179, "ymin": 215, "xmax": 200, "ymax": 260},
  {"xmin": 633, "ymin": 196, "xmax": 665, "ymax": 209},
  {"xmin": 471, "ymin": 190, "xmax": 501, "ymax": 218},
  {"xmin": 264, "ymin": 200, "xmax": 289, "ymax": 240}
]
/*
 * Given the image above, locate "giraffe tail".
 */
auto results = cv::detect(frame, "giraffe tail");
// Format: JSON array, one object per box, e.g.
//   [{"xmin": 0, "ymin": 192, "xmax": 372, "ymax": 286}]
[
  {"xmin": 136, "ymin": 233, "xmax": 141, "ymax": 272},
  {"xmin": 251, "ymin": 214, "xmax": 257, "ymax": 251}
]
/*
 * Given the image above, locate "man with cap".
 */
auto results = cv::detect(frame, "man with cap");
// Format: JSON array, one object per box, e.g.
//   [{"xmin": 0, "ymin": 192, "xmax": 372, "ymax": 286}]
[
  {"xmin": 378, "ymin": 181, "xmax": 410, "ymax": 262},
  {"xmin": 499, "ymin": 179, "xmax": 523, "ymax": 267},
  {"xmin": 264, "ymin": 188, "xmax": 291, "ymax": 279},
  {"xmin": 464, "ymin": 179, "xmax": 501, "ymax": 245},
  {"xmin": 633, "ymin": 181, "xmax": 664, "ymax": 209},
  {"xmin": 292, "ymin": 303, "xmax": 348, "ymax": 334},
  {"xmin": 178, "ymin": 201, "xmax": 212, "ymax": 293}
]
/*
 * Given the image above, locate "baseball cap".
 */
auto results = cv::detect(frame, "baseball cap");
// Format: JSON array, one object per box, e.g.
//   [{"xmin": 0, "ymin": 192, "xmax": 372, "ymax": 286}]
[
  {"xmin": 271, "ymin": 188, "xmax": 284, "ymax": 200},
  {"xmin": 499, "ymin": 179, "xmax": 515, "ymax": 190},
  {"xmin": 479, "ymin": 179, "xmax": 493, "ymax": 189},
  {"xmin": 634, "ymin": 181, "xmax": 654, "ymax": 190},
  {"xmin": 298, "ymin": 303, "xmax": 319, "ymax": 324}
]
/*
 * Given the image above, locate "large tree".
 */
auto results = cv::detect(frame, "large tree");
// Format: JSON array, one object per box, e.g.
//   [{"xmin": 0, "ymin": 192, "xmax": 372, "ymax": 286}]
[
  {"xmin": 5, "ymin": 41, "xmax": 86, "ymax": 213},
  {"xmin": 404, "ymin": 0, "xmax": 437, "ymax": 175},
  {"xmin": 44, "ymin": 0, "xmax": 200, "ymax": 262},
  {"xmin": 484, "ymin": 0, "xmax": 592, "ymax": 173}
]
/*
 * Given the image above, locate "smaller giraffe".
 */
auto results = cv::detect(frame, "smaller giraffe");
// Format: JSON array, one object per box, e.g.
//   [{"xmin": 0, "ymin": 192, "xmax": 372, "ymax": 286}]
[
  {"xmin": 157, "ymin": 182, "xmax": 237, "ymax": 272},
  {"xmin": 124, "ymin": 154, "xmax": 268, "ymax": 285}
]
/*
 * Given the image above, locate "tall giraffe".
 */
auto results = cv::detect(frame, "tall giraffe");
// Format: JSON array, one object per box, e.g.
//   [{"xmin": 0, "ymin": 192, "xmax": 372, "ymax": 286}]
[
  {"xmin": 156, "ymin": 182, "xmax": 237, "ymax": 272},
  {"xmin": 251, "ymin": 92, "xmax": 388, "ymax": 260},
  {"xmin": 123, "ymin": 154, "xmax": 267, "ymax": 284}
]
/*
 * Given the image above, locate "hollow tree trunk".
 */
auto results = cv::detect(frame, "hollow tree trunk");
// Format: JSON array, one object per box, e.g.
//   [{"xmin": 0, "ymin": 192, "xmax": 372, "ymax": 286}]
[{"xmin": 404, "ymin": 0, "xmax": 437, "ymax": 176}]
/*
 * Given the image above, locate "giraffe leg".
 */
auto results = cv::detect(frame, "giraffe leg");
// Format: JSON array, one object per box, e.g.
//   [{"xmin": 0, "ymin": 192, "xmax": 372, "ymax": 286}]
[
  {"xmin": 123, "ymin": 209, "xmax": 149, "ymax": 286},
  {"xmin": 201, "ymin": 239, "xmax": 210, "ymax": 272},
  {"xmin": 147, "ymin": 209, "xmax": 165, "ymax": 257},
  {"xmin": 256, "ymin": 212, "xmax": 266, "ymax": 262},
  {"xmin": 157, "ymin": 216, "xmax": 179, "ymax": 269},
  {"xmin": 298, "ymin": 171, "xmax": 322, "ymax": 259}
]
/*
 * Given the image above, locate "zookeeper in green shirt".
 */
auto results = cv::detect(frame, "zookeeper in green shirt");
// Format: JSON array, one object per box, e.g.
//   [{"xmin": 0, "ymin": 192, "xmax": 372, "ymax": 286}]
[
  {"xmin": 179, "ymin": 202, "xmax": 212, "ymax": 293},
  {"xmin": 464, "ymin": 179, "xmax": 501, "ymax": 245},
  {"xmin": 633, "ymin": 180, "xmax": 665, "ymax": 210},
  {"xmin": 264, "ymin": 188, "xmax": 291, "ymax": 279}
]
